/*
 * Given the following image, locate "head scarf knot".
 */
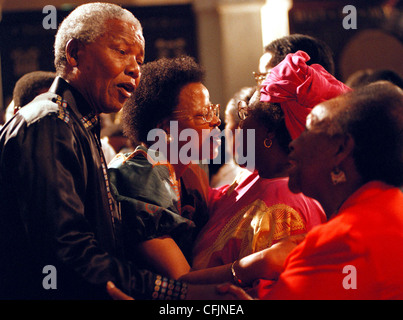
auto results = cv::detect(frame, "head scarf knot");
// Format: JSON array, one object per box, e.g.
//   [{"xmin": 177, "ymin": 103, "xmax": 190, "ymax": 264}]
[{"xmin": 260, "ymin": 50, "xmax": 351, "ymax": 139}]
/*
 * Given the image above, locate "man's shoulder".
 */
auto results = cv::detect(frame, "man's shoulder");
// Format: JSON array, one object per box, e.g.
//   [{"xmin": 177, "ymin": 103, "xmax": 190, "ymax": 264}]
[{"xmin": 18, "ymin": 92, "xmax": 71, "ymax": 126}]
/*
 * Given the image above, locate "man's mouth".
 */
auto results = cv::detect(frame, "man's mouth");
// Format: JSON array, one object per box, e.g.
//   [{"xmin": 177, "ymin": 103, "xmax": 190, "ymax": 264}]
[{"xmin": 117, "ymin": 82, "xmax": 135, "ymax": 98}]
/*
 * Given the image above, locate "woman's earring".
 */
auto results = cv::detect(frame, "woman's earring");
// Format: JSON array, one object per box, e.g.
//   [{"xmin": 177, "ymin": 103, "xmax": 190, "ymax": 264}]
[
  {"xmin": 264, "ymin": 138, "xmax": 272, "ymax": 149},
  {"xmin": 331, "ymin": 167, "xmax": 346, "ymax": 185}
]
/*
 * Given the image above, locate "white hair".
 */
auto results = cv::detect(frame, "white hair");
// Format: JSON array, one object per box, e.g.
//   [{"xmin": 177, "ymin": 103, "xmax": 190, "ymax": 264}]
[{"xmin": 54, "ymin": 2, "xmax": 142, "ymax": 74}]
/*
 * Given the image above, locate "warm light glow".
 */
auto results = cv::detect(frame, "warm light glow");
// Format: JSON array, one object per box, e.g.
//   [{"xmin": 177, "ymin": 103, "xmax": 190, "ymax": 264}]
[{"xmin": 261, "ymin": 0, "xmax": 292, "ymax": 47}]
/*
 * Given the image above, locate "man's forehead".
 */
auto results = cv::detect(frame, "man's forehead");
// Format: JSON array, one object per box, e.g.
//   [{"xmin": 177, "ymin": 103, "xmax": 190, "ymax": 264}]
[{"xmin": 105, "ymin": 19, "xmax": 144, "ymax": 44}]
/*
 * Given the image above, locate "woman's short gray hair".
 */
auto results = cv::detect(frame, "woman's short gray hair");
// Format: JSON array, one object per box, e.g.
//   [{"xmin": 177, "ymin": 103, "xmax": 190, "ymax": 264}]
[{"xmin": 54, "ymin": 2, "xmax": 142, "ymax": 74}]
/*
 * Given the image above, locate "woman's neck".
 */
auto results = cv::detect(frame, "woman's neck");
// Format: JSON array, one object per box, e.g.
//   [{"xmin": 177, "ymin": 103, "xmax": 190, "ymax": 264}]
[
  {"xmin": 272, "ymin": 163, "xmax": 290, "ymax": 179},
  {"xmin": 165, "ymin": 143, "xmax": 190, "ymax": 179},
  {"xmin": 320, "ymin": 179, "xmax": 365, "ymax": 219},
  {"xmin": 144, "ymin": 143, "xmax": 189, "ymax": 180},
  {"xmin": 259, "ymin": 149, "xmax": 290, "ymax": 179}
]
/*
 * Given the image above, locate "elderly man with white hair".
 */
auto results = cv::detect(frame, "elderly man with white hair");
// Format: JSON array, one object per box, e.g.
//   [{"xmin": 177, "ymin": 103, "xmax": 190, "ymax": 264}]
[{"xmin": 0, "ymin": 3, "xmax": 233, "ymax": 300}]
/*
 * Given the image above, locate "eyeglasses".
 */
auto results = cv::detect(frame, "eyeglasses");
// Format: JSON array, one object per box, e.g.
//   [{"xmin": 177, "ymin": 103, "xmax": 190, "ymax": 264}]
[
  {"xmin": 173, "ymin": 104, "xmax": 220, "ymax": 123},
  {"xmin": 253, "ymin": 71, "xmax": 268, "ymax": 85},
  {"xmin": 237, "ymin": 100, "xmax": 250, "ymax": 120}
]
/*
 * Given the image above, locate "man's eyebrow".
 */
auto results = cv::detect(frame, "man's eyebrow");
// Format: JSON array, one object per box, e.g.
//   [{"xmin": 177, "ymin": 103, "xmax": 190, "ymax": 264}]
[{"xmin": 107, "ymin": 30, "xmax": 145, "ymax": 59}]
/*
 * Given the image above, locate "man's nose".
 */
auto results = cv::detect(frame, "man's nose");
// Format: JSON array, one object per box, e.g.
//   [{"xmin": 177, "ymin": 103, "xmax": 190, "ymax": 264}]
[{"xmin": 125, "ymin": 56, "xmax": 141, "ymax": 78}]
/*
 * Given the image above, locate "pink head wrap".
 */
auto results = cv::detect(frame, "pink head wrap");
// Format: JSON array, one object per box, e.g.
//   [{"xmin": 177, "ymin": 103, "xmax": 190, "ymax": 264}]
[{"xmin": 260, "ymin": 50, "xmax": 351, "ymax": 140}]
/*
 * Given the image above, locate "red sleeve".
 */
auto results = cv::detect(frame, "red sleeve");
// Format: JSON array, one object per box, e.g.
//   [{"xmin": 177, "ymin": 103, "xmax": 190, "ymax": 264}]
[{"xmin": 256, "ymin": 222, "xmax": 373, "ymax": 300}]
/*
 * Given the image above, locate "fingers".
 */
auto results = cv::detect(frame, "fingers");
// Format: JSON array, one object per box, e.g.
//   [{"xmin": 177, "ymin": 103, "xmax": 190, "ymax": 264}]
[
  {"xmin": 290, "ymin": 233, "xmax": 307, "ymax": 244},
  {"xmin": 216, "ymin": 283, "xmax": 254, "ymax": 300},
  {"xmin": 106, "ymin": 281, "xmax": 134, "ymax": 300}
]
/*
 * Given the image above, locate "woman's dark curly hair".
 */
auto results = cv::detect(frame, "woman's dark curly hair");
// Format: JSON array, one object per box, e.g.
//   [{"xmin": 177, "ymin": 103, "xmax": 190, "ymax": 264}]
[
  {"xmin": 122, "ymin": 56, "xmax": 205, "ymax": 145},
  {"xmin": 248, "ymin": 90, "xmax": 292, "ymax": 154},
  {"xmin": 264, "ymin": 34, "xmax": 335, "ymax": 75}
]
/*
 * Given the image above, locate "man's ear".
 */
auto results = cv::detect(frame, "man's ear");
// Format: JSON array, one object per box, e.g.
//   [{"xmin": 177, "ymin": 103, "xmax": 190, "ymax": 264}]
[{"xmin": 65, "ymin": 39, "xmax": 80, "ymax": 67}]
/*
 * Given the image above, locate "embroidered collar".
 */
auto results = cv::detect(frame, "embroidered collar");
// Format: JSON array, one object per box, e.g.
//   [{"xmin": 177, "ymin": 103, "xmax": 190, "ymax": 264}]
[
  {"xmin": 49, "ymin": 77, "xmax": 99, "ymax": 131},
  {"xmin": 80, "ymin": 113, "xmax": 99, "ymax": 130}
]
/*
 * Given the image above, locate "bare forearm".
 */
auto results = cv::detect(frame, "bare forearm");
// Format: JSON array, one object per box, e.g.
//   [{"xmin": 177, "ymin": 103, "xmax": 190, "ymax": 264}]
[
  {"xmin": 179, "ymin": 248, "xmax": 281, "ymax": 285},
  {"xmin": 180, "ymin": 234, "xmax": 306, "ymax": 285},
  {"xmin": 179, "ymin": 250, "xmax": 277, "ymax": 285},
  {"xmin": 236, "ymin": 234, "xmax": 307, "ymax": 284},
  {"xmin": 179, "ymin": 264, "xmax": 233, "ymax": 284},
  {"xmin": 236, "ymin": 248, "xmax": 281, "ymax": 284},
  {"xmin": 138, "ymin": 237, "xmax": 191, "ymax": 280}
]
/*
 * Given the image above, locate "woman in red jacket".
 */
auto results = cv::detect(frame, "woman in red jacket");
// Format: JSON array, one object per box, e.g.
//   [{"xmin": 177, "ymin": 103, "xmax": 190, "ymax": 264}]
[{"xmin": 249, "ymin": 81, "xmax": 403, "ymax": 299}]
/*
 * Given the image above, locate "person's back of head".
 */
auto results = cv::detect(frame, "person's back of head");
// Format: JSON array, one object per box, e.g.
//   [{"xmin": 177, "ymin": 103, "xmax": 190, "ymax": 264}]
[
  {"xmin": 346, "ymin": 69, "xmax": 403, "ymax": 89},
  {"xmin": 13, "ymin": 71, "xmax": 56, "ymax": 108},
  {"xmin": 226, "ymin": 86, "xmax": 256, "ymax": 129},
  {"xmin": 263, "ymin": 34, "xmax": 335, "ymax": 75},
  {"xmin": 5, "ymin": 70, "xmax": 55, "ymax": 123},
  {"xmin": 331, "ymin": 81, "xmax": 403, "ymax": 187}
]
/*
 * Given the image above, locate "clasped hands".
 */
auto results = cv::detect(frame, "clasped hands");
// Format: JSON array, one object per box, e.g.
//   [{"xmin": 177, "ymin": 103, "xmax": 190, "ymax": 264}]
[{"xmin": 106, "ymin": 233, "xmax": 306, "ymax": 300}]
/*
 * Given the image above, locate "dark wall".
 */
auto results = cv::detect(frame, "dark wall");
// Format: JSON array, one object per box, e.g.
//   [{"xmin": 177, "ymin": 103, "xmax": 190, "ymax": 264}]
[{"xmin": 288, "ymin": 0, "xmax": 403, "ymax": 81}]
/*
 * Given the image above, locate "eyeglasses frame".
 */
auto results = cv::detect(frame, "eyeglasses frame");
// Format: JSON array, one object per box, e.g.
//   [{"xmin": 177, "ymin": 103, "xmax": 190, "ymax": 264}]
[
  {"xmin": 237, "ymin": 100, "xmax": 250, "ymax": 121},
  {"xmin": 172, "ymin": 103, "xmax": 220, "ymax": 123}
]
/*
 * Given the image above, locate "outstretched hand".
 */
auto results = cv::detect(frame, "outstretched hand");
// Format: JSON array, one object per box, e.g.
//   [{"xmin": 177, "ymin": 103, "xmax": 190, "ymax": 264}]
[{"xmin": 216, "ymin": 283, "xmax": 254, "ymax": 300}]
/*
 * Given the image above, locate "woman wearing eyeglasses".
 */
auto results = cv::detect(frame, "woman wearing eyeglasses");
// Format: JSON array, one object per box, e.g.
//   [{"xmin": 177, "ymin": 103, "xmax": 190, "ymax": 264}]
[
  {"xmin": 108, "ymin": 56, "xmax": 221, "ymax": 281},
  {"xmin": 182, "ymin": 51, "xmax": 350, "ymax": 294}
]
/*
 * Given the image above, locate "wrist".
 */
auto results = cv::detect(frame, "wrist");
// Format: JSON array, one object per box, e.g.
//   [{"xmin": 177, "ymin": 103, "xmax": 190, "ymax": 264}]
[
  {"xmin": 237, "ymin": 249, "xmax": 271, "ymax": 283},
  {"xmin": 231, "ymin": 260, "xmax": 246, "ymax": 287},
  {"xmin": 151, "ymin": 275, "xmax": 188, "ymax": 300}
]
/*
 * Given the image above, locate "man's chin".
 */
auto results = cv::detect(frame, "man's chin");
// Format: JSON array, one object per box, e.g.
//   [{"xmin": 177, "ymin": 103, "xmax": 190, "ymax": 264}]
[{"xmin": 102, "ymin": 101, "xmax": 124, "ymax": 114}]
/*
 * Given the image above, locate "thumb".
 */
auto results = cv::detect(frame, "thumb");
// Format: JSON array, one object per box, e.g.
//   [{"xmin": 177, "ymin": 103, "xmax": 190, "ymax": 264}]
[{"xmin": 106, "ymin": 281, "xmax": 134, "ymax": 300}]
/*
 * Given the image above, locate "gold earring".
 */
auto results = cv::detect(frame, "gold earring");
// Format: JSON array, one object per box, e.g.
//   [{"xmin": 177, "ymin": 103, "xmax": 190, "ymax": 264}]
[
  {"xmin": 331, "ymin": 167, "xmax": 346, "ymax": 185},
  {"xmin": 264, "ymin": 138, "xmax": 272, "ymax": 149}
]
